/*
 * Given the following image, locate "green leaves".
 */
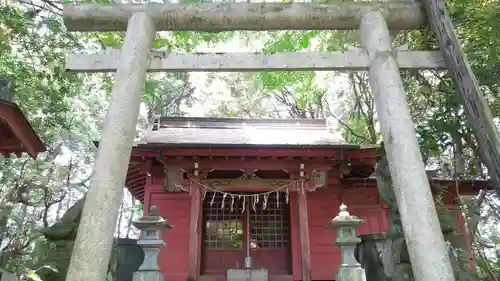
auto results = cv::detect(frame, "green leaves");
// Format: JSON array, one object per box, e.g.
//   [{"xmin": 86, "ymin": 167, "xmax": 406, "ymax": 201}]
[
  {"xmin": 263, "ymin": 30, "xmax": 320, "ymax": 53},
  {"xmin": 252, "ymin": 30, "xmax": 328, "ymax": 117}
]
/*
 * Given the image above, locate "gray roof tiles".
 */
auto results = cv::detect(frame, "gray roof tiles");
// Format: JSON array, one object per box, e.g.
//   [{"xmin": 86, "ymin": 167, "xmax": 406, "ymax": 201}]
[{"xmin": 136, "ymin": 117, "xmax": 358, "ymax": 148}]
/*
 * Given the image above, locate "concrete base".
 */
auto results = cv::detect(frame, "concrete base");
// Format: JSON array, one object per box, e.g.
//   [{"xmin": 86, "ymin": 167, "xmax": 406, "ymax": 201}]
[{"xmin": 227, "ymin": 269, "xmax": 268, "ymax": 281}]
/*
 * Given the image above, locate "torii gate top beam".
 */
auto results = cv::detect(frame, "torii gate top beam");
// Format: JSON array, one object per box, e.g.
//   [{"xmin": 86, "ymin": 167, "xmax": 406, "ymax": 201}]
[{"xmin": 63, "ymin": 2, "xmax": 425, "ymax": 32}]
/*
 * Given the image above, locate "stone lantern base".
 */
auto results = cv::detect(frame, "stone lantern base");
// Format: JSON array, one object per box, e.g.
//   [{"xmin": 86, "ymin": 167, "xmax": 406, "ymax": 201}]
[
  {"xmin": 132, "ymin": 271, "xmax": 164, "ymax": 281},
  {"xmin": 337, "ymin": 266, "xmax": 367, "ymax": 281}
]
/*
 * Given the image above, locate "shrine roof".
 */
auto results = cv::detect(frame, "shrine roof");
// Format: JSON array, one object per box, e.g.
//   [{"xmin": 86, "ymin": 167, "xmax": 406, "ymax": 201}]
[
  {"xmin": 0, "ymin": 98, "xmax": 46, "ymax": 157},
  {"xmin": 134, "ymin": 116, "xmax": 372, "ymax": 149}
]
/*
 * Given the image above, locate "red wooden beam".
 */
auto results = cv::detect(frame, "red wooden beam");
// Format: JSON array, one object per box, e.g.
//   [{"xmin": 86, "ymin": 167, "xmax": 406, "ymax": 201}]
[
  {"xmin": 129, "ymin": 187, "xmax": 145, "ymax": 196},
  {"xmin": 128, "ymin": 184, "xmax": 143, "ymax": 193},
  {"xmin": 0, "ymin": 148, "xmax": 24, "ymax": 156},
  {"xmin": 0, "ymin": 138, "xmax": 22, "ymax": 150},
  {"xmin": 129, "ymin": 155, "xmax": 146, "ymax": 164},
  {"xmin": 344, "ymin": 150, "xmax": 378, "ymax": 158},
  {"xmin": 139, "ymin": 158, "xmax": 152, "ymax": 173},
  {"xmin": 188, "ymin": 185, "xmax": 202, "ymax": 281},
  {"xmin": 0, "ymin": 151, "xmax": 17, "ymax": 157},
  {"xmin": 130, "ymin": 186, "xmax": 144, "ymax": 195},
  {"xmin": 126, "ymin": 165, "xmax": 143, "ymax": 174},
  {"xmin": 163, "ymin": 158, "xmax": 336, "ymax": 172},
  {"xmin": 127, "ymin": 163, "xmax": 142, "ymax": 171},
  {"xmin": 134, "ymin": 148, "xmax": 332, "ymax": 157},
  {"xmin": 128, "ymin": 186, "xmax": 145, "ymax": 194},
  {"xmin": 131, "ymin": 149, "xmax": 378, "ymax": 162},
  {"xmin": 132, "ymin": 147, "xmax": 347, "ymax": 158},
  {"xmin": 126, "ymin": 176, "xmax": 146, "ymax": 187},
  {"xmin": 134, "ymin": 189, "xmax": 145, "ymax": 197},
  {"xmin": 132, "ymin": 191, "xmax": 145, "ymax": 202},
  {"xmin": 176, "ymin": 179, "xmax": 318, "ymax": 192},
  {"xmin": 126, "ymin": 169, "xmax": 144, "ymax": 181},
  {"xmin": 126, "ymin": 170, "xmax": 144, "ymax": 179},
  {"xmin": 341, "ymin": 177, "xmax": 490, "ymax": 195},
  {"xmin": 297, "ymin": 186, "xmax": 311, "ymax": 281},
  {"xmin": 127, "ymin": 163, "xmax": 145, "ymax": 175},
  {"xmin": 129, "ymin": 176, "xmax": 146, "ymax": 185}
]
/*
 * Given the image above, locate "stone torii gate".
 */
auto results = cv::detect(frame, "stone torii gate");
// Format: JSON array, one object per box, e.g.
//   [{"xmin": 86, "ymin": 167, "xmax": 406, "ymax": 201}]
[{"xmin": 60, "ymin": 2, "xmax": 490, "ymax": 281}]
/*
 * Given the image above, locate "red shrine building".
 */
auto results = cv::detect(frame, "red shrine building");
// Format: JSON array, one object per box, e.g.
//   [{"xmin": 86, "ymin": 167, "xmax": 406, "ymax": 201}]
[
  {"xmin": 125, "ymin": 117, "xmax": 485, "ymax": 281},
  {"xmin": 0, "ymin": 78, "xmax": 45, "ymax": 157}
]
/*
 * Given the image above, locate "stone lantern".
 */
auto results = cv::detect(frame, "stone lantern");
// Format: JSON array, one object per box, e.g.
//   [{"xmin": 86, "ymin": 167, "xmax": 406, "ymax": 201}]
[
  {"xmin": 326, "ymin": 203, "xmax": 366, "ymax": 281},
  {"xmin": 132, "ymin": 205, "xmax": 172, "ymax": 281}
]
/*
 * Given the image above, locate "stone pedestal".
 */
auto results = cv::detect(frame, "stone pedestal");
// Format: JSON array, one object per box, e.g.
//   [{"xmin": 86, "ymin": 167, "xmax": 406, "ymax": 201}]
[
  {"xmin": 227, "ymin": 269, "xmax": 268, "ymax": 281},
  {"xmin": 132, "ymin": 271, "xmax": 164, "ymax": 281},
  {"xmin": 337, "ymin": 267, "xmax": 366, "ymax": 281},
  {"xmin": 327, "ymin": 204, "xmax": 366, "ymax": 281}
]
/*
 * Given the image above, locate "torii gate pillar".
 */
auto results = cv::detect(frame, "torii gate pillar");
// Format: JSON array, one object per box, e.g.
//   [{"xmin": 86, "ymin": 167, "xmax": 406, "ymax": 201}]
[
  {"xmin": 65, "ymin": 12, "xmax": 156, "ymax": 281},
  {"xmin": 360, "ymin": 10, "xmax": 455, "ymax": 281}
]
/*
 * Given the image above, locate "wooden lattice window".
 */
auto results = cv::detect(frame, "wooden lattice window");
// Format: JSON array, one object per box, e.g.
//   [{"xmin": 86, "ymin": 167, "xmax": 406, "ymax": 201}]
[
  {"xmin": 250, "ymin": 193, "xmax": 289, "ymax": 249},
  {"xmin": 203, "ymin": 193, "xmax": 244, "ymax": 248},
  {"xmin": 202, "ymin": 192, "xmax": 289, "ymax": 249}
]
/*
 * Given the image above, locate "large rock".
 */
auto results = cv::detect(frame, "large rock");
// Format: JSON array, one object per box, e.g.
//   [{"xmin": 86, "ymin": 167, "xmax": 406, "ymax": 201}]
[
  {"xmin": 34, "ymin": 196, "xmax": 86, "ymax": 281},
  {"xmin": 372, "ymin": 156, "xmax": 414, "ymax": 281},
  {"xmin": 355, "ymin": 233, "xmax": 388, "ymax": 281},
  {"xmin": 0, "ymin": 268, "xmax": 18, "ymax": 281},
  {"xmin": 365, "ymin": 155, "xmax": 480, "ymax": 281},
  {"xmin": 356, "ymin": 233, "xmax": 412, "ymax": 281},
  {"xmin": 115, "ymin": 238, "xmax": 144, "ymax": 281},
  {"xmin": 39, "ymin": 196, "xmax": 86, "ymax": 241},
  {"xmin": 34, "ymin": 237, "xmax": 143, "ymax": 281},
  {"xmin": 34, "ymin": 195, "xmax": 144, "ymax": 281}
]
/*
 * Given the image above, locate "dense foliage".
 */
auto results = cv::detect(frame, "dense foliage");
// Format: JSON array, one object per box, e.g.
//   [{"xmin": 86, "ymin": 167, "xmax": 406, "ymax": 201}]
[{"xmin": 1, "ymin": 0, "xmax": 500, "ymax": 279}]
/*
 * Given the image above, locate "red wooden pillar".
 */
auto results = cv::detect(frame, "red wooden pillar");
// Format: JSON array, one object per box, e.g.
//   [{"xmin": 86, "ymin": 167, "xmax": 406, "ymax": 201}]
[
  {"xmin": 297, "ymin": 185, "xmax": 311, "ymax": 281},
  {"xmin": 188, "ymin": 184, "xmax": 202, "ymax": 281}
]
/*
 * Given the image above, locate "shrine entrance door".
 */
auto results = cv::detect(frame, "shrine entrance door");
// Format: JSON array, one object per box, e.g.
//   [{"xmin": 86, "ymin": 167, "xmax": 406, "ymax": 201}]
[{"xmin": 201, "ymin": 192, "xmax": 292, "ymax": 276}]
